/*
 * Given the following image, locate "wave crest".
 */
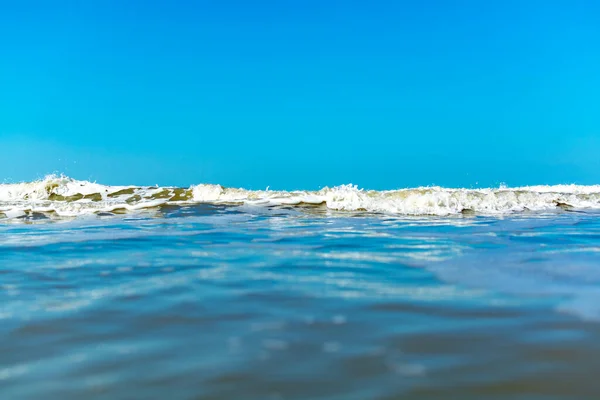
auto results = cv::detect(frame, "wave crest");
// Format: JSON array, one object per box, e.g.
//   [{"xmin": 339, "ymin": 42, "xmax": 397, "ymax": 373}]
[{"xmin": 1, "ymin": 175, "xmax": 600, "ymax": 219}]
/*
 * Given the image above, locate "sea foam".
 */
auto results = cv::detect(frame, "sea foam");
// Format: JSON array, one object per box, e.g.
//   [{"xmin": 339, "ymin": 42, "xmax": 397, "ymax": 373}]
[{"xmin": 1, "ymin": 175, "xmax": 600, "ymax": 219}]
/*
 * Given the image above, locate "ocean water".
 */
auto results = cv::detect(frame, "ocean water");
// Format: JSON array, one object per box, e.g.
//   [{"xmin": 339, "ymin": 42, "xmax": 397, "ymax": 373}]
[{"xmin": 2, "ymin": 176, "xmax": 600, "ymax": 399}]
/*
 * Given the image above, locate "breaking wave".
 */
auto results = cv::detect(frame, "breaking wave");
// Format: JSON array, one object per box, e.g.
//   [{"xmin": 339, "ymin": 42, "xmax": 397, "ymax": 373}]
[{"xmin": 1, "ymin": 175, "xmax": 600, "ymax": 220}]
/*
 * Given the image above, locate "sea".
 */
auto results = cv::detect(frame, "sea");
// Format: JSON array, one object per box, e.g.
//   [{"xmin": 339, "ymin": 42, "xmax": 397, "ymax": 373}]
[{"xmin": 2, "ymin": 175, "xmax": 600, "ymax": 399}]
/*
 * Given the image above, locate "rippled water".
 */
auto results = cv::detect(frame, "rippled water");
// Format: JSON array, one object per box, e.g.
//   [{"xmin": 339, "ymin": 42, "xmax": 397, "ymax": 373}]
[{"xmin": 2, "ymin": 205, "xmax": 600, "ymax": 399}]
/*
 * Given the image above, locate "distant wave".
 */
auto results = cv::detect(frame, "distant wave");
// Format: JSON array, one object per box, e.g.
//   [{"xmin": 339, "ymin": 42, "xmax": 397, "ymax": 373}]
[{"xmin": 1, "ymin": 175, "xmax": 600, "ymax": 219}]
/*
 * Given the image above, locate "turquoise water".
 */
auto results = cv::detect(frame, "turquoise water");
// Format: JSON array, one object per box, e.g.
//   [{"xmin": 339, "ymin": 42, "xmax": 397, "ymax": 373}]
[{"xmin": 2, "ymin": 204, "xmax": 600, "ymax": 399}]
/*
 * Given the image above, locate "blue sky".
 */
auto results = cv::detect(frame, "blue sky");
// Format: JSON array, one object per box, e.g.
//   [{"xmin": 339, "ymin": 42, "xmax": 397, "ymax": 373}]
[{"xmin": 1, "ymin": 1, "xmax": 599, "ymax": 189}]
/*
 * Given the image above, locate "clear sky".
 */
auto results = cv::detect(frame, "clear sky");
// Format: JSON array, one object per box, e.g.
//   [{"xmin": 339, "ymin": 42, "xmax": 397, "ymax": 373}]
[{"xmin": 1, "ymin": 0, "xmax": 599, "ymax": 189}]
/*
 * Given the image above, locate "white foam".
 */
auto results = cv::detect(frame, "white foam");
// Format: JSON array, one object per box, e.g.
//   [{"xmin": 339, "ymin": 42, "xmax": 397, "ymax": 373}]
[
  {"xmin": 1, "ymin": 175, "xmax": 600, "ymax": 219},
  {"xmin": 0, "ymin": 175, "xmax": 168, "ymax": 218},
  {"xmin": 191, "ymin": 183, "xmax": 600, "ymax": 215}
]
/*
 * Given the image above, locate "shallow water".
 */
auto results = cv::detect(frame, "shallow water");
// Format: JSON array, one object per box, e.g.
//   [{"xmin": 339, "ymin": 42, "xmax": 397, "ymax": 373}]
[{"xmin": 2, "ymin": 205, "xmax": 600, "ymax": 399}]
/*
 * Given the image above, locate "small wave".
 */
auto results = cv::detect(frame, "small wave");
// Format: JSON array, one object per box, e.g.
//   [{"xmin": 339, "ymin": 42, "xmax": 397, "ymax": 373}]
[{"xmin": 1, "ymin": 175, "xmax": 600, "ymax": 219}]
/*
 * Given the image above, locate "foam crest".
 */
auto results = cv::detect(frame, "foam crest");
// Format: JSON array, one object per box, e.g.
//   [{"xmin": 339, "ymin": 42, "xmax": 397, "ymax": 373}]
[
  {"xmin": 191, "ymin": 184, "xmax": 600, "ymax": 215},
  {"xmin": 1, "ymin": 175, "xmax": 600, "ymax": 220}
]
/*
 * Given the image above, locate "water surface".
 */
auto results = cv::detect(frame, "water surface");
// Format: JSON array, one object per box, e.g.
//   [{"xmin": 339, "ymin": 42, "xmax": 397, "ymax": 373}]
[{"xmin": 2, "ymin": 205, "xmax": 600, "ymax": 399}]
